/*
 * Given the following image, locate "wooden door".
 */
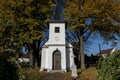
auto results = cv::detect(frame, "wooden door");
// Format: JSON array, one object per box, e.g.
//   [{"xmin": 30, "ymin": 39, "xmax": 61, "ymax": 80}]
[{"xmin": 53, "ymin": 51, "xmax": 61, "ymax": 70}]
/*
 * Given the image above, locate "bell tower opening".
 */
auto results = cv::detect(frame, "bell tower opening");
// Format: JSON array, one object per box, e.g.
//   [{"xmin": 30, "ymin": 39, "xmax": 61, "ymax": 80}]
[{"xmin": 55, "ymin": 27, "xmax": 60, "ymax": 33}]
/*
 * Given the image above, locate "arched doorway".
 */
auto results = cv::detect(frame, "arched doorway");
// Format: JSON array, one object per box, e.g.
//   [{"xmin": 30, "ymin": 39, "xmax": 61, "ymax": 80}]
[{"xmin": 53, "ymin": 50, "xmax": 61, "ymax": 70}]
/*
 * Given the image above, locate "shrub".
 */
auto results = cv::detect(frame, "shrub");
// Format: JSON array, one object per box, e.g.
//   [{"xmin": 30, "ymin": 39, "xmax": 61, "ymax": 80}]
[
  {"xmin": 19, "ymin": 62, "xmax": 30, "ymax": 68},
  {"xmin": 0, "ymin": 50, "xmax": 25, "ymax": 80},
  {"xmin": 98, "ymin": 51, "xmax": 120, "ymax": 80}
]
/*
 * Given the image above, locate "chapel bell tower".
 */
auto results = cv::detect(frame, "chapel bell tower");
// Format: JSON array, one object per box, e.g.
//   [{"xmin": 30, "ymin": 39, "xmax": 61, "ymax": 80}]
[
  {"xmin": 47, "ymin": 21, "xmax": 67, "ymax": 72},
  {"xmin": 49, "ymin": 21, "xmax": 66, "ymax": 45}
]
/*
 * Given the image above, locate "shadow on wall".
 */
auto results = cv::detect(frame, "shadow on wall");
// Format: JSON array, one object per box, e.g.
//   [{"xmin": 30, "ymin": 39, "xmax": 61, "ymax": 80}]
[{"xmin": 66, "ymin": 48, "xmax": 70, "ymax": 70}]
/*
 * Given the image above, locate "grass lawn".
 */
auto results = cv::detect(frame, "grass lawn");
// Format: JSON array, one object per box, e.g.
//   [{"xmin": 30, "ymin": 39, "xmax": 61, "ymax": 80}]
[
  {"xmin": 24, "ymin": 67, "xmax": 98, "ymax": 80},
  {"xmin": 77, "ymin": 67, "xmax": 98, "ymax": 80}
]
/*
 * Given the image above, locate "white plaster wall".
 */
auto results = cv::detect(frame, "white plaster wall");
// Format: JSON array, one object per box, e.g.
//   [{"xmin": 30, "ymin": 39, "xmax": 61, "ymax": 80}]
[
  {"xmin": 66, "ymin": 40, "xmax": 73, "ymax": 48},
  {"xmin": 49, "ymin": 23, "xmax": 65, "ymax": 45},
  {"xmin": 45, "ymin": 48, "xmax": 49, "ymax": 69},
  {"xmin": 66, "ymin": 41, "xmax": 74, "ymax": 69},
  {"xmin": 41, "ymin": 47, "xmax": 49, "ymax": 69},
  {"xmin": 66, "ymin": 47, "xmax": 74, "ymax": 70},
  {"xmin": 102, "ymin": 54, "xmax": 107, "ymax": 58},
  {"xmin": 110, "ymin": 48, "xmax": 116, "ymax": 54},
  {"xmin": 41, "ymin": 48, "xmax": 46, "ymax": 69},
  {"xmin": 18, "ymin": 58, "xmax": 29, "ymax": 63}
]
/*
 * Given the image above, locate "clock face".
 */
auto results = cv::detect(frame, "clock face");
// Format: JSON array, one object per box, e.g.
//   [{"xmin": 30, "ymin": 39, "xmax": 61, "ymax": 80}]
[{"xmin": 55, "ymin": 36, "xmax": 59, "ymax": 41}]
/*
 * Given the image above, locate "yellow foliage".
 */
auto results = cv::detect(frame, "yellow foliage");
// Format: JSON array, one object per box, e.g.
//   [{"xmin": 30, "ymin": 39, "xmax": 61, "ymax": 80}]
[
  {"xmin": 0, "ymin": 0, "xmax": 54, "ymax": 51},
  {"xmin": 64, "ymin": 0, "xmax": 120, "ymax": 29},
  {"xmin": 77, "ymin": 67, "xmax": 98, "ymax": 80}
]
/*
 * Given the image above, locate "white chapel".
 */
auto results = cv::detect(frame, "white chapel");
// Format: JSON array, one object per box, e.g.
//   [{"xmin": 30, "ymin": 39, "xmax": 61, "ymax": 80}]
[{"xmin": 40, "ymin": 21, "xmax": 76, "ymax": 72}]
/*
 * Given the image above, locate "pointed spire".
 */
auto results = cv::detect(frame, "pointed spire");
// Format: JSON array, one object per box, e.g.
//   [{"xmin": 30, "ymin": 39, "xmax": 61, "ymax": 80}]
[{"xmin": 52, "ymin": 0, "xmax": 64, "ymax": 20}]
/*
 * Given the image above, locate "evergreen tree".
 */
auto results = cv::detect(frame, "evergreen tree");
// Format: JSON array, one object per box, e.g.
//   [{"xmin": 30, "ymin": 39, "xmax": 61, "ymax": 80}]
[{"xmin": 98, "ymin": 51, "xmax": 120, "ymax": 80}]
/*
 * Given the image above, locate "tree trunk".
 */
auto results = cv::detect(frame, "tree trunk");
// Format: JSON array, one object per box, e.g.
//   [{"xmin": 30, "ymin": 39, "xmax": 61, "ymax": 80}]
[
  {"xmin": 28, "ymin": 40, "xmax": 41, "ymax": 68},
  {"xmin": 78, "ymin": 51, "xmax": 81, "ymax": 68},
  {"xmin": 29, "ymin": 50, "xmax": 34, "ymax": 67},
  {"xmin": 80, "ymin": 28, "xmax": 85, "ymax": 69},
  {"xmin": 35, "ymin": 49, "xmax": 40, "ymax": 67},
  {"xmin": 27, "ymin": 44, "xmax": 35, "ymax": 68}
]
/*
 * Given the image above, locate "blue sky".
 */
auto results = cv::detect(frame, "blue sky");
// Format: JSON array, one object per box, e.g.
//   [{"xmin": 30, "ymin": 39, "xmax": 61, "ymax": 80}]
[
  {"xmin": 85, "ymin": 18, "xmax": 120, "ymax": 55},
  {"xmin": 88, "ymin": 34, "xmax": 120, "ymax": 55}
]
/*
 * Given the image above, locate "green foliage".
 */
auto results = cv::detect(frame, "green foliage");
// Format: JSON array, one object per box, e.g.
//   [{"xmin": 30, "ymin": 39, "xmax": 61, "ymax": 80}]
[
  {"xmin": 96, "ymin": 57, "xmax": 103, "ymax": 69},
  {"xmin": 64, "ymin": 0, "xmax": 120, "ymax": 40},
  {"xmin": 0, "ymin": 0, "xmax": 54, "ymax": 51},
  {"xmin": 64, "ymin": 0, "xmax": 120, "ymax": 69},
  {"xmin": 98, "ymin": 51, "xmax": 120, "ymax": 80},
  {"xmin": 19, "ymin": 62, "xmax": 30, "ymax": 68},
  {"xmin": 0, "ymin": 51, "xmax": 25, "ymax": 80}
]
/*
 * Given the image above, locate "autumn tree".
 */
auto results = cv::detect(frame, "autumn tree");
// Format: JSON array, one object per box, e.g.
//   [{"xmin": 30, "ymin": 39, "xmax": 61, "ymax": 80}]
[
  {"xmin": 64, "ymin": 0, "xmax": 120, "ymax": 69},
  {"xmin": 0, "ymin": 0, "xmax": 54, "ymax": 67},
  {"xmin": 66, "ymin": 28, "xmax": 92, "ymax": 68}
]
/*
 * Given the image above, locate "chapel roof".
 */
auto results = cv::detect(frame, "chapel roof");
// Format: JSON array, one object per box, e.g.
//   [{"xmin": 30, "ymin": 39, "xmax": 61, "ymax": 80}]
[{"xmin": 48, "ymin": 20, "xmax": 67, "ymax": 23}]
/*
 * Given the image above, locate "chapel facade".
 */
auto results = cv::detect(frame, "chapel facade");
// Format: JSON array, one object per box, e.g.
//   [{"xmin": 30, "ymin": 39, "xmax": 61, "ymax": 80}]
[{"xmin": 40, "ymin": 21, "xmax": 75, "ymax": 72}]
